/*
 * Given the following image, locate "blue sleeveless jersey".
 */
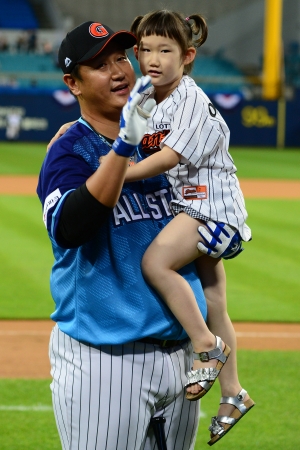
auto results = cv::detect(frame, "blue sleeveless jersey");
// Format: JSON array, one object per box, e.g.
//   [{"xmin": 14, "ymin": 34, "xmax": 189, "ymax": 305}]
[{"xmin": 37, "ymin": 120, "xmax": 207, "ymax": 346}]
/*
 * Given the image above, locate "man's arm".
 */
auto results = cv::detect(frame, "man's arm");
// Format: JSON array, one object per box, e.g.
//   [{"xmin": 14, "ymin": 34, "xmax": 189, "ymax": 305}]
[
  {"xmin": 57, "ymin": 184, "xmax": 112, "ymax": 247},
  {"xmin": 125, "ymin": 145, "xmax": 181, "ymax": 182},
  {"xmin": 54, "ymin": 76, "xmax": 155, "ymax": 247}
]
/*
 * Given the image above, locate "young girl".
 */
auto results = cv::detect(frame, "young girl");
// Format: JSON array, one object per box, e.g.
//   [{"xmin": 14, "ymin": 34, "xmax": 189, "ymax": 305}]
[{"xmin": 126, "ymin": 10, "xmax": 255, "ymax": 445}]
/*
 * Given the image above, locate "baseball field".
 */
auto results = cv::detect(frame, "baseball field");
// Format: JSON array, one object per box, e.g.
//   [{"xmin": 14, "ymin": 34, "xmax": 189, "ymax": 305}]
[{"xmin": 0, "ymin": 142, "xmax": 299, "ymax": 449}]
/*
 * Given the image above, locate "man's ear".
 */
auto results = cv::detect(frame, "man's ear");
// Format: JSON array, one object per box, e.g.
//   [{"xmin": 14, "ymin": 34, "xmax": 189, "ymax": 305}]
[
  {"xmin": 63, "ymin": 74, "xmax": 81, "ymax": 96},
  {"xmin": 133, "ymin": 44, "xmax": 139, "ymax": 60},
  {"xmin": 183, "ymin": 47, "xmax": 196, "ymax": 65}
]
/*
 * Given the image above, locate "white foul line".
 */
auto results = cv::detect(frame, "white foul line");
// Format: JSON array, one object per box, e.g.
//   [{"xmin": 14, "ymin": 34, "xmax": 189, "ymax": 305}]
[{"xmin": 0, "ymin": 405, "xmax": 52, "ymax": 411}]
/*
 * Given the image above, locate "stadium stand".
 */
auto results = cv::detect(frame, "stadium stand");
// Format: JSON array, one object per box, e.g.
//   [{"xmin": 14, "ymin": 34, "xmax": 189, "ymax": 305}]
[
  {"xmin": 285, "ymin": 41, "xmax": 300, "ymax": 89},
  {"xmin": 0, "ymin": 44, "xmax": 249, "ymax": 92},
  {"xmin": 0, "ymin": 0, "xmax": 38, "ymax": 29},
  {"xmin": 191, "ymin": 54, "xmax": 249, "ymax": 93},
  {"xmin": 127, "ymin": 49, "xmax": 249, "ymax": 95},
  {"xmin": 1, "ymin": 0, "xmax": 288, "ymax": 95},
  {"xmin": 0, "ymin": 52, "xmax": 63, "ymax": 89}
]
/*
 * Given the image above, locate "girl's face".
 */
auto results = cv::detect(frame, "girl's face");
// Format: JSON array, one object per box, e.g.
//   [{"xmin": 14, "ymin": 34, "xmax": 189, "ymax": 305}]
[
  {"xmin": 135, "ymin": 34, "xmax": 194, "ymax": 100},
  {"xmin": 134, "ymin": 35, "xmax": 196, "ymax": 101}
]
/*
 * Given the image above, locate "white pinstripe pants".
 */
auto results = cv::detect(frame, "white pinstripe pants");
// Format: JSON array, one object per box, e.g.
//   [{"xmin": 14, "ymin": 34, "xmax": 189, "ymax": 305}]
[{"xmin": 49, "ymin": 325, "xmax": 201, "ymax": 450}]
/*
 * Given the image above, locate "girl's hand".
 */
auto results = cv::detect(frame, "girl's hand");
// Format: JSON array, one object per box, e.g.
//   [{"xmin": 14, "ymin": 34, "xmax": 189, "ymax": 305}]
[{"xmin": 47, "ymin": 121, "xmax": 76, "ymax": 151}]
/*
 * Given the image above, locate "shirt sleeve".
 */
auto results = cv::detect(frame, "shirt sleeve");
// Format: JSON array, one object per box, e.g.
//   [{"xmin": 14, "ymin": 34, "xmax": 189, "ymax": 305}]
[
  {"xmin": 161, "ymin": 88, "xmax": 222, "ymax": 168},
  {"xmin": 56, "ymin": 183, "xmax": 112, "ymax": 248},
  {"xmin": 37, "ymin": 136, "xmax": 110, "ymax": 247}
]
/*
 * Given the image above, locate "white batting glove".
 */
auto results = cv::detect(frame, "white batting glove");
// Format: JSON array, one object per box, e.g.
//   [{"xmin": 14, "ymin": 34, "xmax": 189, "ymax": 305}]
[
  {"xmin": 197, "ymin": 221, "xmax": 244, "ymax": 259},
  {"xmin": 112, "ymin": 75, "xmax": 156, "ymax": 157}
]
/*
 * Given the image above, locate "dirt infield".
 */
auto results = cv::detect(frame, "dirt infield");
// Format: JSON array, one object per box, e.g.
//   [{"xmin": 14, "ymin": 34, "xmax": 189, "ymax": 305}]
[
  {"xmin": 0, "ymin": 177, "xmax": 299, "ymax": 378},
  {"xmin": 0, "ymin": 320, "xmax": 299, "ymax": 378},
  {"xmin": 1, "ymin": 175, "xmax": 300, "ymax": 197}
]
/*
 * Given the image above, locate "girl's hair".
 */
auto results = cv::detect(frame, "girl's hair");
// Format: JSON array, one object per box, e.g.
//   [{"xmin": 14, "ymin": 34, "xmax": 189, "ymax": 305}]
[{"xmin": 130, "ymin": 10, "xmax": 208, "ymax": 75}]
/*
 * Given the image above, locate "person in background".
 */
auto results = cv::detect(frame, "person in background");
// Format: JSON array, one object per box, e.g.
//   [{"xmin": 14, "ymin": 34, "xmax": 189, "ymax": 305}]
[
  {"xmin": 6, "ymin": 108, "xmax": 22, "ymax": 140},
  {"xmin": 0, "ymin": 35, "xmax": 9, "ymax": 52}
]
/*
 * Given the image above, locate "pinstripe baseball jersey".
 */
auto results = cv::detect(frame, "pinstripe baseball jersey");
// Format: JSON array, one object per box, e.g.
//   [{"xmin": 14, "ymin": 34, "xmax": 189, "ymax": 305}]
[
  {"xmin": 139, "ymin": 75, "xmax": 251, "ymax": 242},
  {"xmin": 37, "ymin": 119, "xmax": 207, "ymax": 346}
]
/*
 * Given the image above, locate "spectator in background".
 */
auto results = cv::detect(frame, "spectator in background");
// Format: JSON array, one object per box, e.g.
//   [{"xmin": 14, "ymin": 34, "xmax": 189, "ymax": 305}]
[
  {"xmin": 42, "ymin": 40, "xmax": 53, "ymax": 55},
  {"xmin": 0, "ymin": 35, "xmax": 9, "ymax": 52},
  {"xmin": 15, "ymin": 33, "xmax": 28, "ymax": 52},
  {"xmin": 6, "ymin": 108, "xmax": 22, "ymax": 140},
  {"xmin": 27, "ymin": 29, "xmax": 37, "ymax": 52}
]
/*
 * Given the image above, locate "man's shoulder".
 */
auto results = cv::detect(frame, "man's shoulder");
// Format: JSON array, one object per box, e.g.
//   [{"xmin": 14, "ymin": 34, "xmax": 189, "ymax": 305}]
[
  {"xmin": 47, "ymin": 120, "xmax": 85, "ymax": 154},
  {"xmin": 49, "ymin": 121, "xmax": 108, "ymax": 159}
]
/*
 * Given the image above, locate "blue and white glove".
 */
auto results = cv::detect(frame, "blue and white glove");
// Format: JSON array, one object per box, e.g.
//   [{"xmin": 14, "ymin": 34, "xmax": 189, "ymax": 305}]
[
  {"xmin": 197, "ymin": 221, "xmax": 244, "ymax": 260},
  {"xmin": 112, "ymin": 75, "xmax": 156, "ymax": 157}
]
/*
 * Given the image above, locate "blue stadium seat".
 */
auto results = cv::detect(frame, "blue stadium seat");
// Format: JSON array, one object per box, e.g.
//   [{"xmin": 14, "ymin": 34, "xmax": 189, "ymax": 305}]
[
  {"xmin": 0, "ymin": 0, "xmax": 38, "ymax": 29},
  {"xmin": 0, "ymin": 48, "xmax": 250, "ymax": 92},
  {"xmin": 0, "ymin": 53, "xmax": 59, "ymax": 72},
  {"xmin": 191, "ymin": 55, "xmax": 248, "ymax": 93},
  {"xmin": 0, "ymin": 53, "xmax": 63, "ymax": 89}
]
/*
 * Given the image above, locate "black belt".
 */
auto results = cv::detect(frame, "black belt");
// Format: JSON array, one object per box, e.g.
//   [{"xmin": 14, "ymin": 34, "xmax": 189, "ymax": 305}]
[{"xmin": 138, "ymin": 337, "xmax": 189, "ymax": 348}]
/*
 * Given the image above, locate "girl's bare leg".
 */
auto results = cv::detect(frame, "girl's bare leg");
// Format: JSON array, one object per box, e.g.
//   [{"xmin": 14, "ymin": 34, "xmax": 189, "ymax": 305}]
[
  {"xmin": 142, "ymin": 213, "xmax": 225, "ymax": 396},
  {"xmin": 195, "ymin": 257, "xmax": 251, "ymax": 416}
]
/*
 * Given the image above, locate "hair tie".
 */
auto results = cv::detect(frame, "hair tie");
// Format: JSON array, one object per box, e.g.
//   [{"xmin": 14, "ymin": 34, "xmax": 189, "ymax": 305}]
[{"xmin": 185, "ymin": 17, "xmax": 190, "ymax": 21}]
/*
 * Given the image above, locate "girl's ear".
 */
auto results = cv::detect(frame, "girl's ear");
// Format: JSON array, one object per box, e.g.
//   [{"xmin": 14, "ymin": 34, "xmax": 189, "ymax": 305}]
[
  {"xmin": 133, "ymin": 44, "xmax": 139, "ymax": 60},
  {"xmin": 183, "ymin": 47, "xmax": 196, "ymax": 65}
]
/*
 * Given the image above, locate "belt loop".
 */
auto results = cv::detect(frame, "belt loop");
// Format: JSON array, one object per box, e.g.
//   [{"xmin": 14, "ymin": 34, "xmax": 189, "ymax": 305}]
[{"xmin": 162, "ymin": 340, "xmax": 168, "ymax": 347}]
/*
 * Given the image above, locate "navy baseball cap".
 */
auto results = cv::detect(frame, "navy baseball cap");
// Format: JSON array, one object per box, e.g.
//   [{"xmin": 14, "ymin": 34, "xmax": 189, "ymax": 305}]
[{"xmin": 58, "ymin": 21, "xmax": 137, "ymax": 74}]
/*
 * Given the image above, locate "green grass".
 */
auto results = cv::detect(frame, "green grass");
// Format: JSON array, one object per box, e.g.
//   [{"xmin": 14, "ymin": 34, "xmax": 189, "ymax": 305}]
[
  {"xmin": 0, "ymin": 142, "xmax": 300, "ymax": 179},
  {"xmin": 195, "ymin": 350, "xmax": 300, "ymax": 450},
  {"xmin": 0, "ymin": 144, "xmax": 299, "ymax": 448},
  {"xmin": 0, "ymin": 142, "xmax": 47, "ymax": 174},
  {"xmin": 0, "ymin": 379, "xmax": 60, "ymax": 450},
  {"xmin": 0, "ymin": 350, "xmax": 298, "ymax": 449},
  {"xmin": 225, "ymin": 199, "xmax": 300, "ymax": 322},
  {"xmin": 0, "ymin": 197, "xmax": 299, "ymax": 320},
  {"xmin": 230, "ymin": 148, "xmax": 300, "ymax": 179},
  {"xmin": 0, "ymin": 196, "xmax": 54, "ymax": 318},
  {"xmin": 0, "ymin": 145, "xmax": 299, "ymax": 320}
]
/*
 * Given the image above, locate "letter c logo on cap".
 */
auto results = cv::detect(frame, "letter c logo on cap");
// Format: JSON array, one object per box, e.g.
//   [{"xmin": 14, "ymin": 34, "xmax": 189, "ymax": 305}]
[{"xmin": 89, "ymin": 23, "xmax": 109, "ymax": 38}]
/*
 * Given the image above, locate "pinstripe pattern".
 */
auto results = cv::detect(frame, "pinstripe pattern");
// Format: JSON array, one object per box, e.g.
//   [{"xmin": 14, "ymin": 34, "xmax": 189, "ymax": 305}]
[
  {"xmin": 50, "ymin": 325, "xmax": 200, "ymax": 450},
  {"xmin": 139, "ymin": 75, "xmax": 251, "ymax": 242}
]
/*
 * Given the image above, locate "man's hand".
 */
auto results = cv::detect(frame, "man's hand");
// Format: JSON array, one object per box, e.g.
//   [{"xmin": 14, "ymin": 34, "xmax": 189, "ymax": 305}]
[
  {"xmin": 197, "ymin": 221, "xmax": 244, "ymax": 260},
  {"xmin": 112, "ymin": 75, "xmax": 156, "ymax": 157}
]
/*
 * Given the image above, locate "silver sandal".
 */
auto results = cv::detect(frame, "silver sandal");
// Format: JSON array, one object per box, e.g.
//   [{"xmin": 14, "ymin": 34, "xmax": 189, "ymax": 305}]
[
  {"xmin": 208, "ymin": 388, "xmax": 255, "ymax": 446},
  {"xmin": 185, "ymin": 336, "xmax": 231, "ymax": 401}
]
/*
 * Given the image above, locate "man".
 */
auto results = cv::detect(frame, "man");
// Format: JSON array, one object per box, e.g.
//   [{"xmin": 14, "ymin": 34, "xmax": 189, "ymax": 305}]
[{"xmin": 37, "ymin": 21, "xmax": 237, "ymax": 450}]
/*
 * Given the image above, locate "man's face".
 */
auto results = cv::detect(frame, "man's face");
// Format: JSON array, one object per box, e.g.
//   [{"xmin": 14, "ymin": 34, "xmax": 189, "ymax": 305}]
[{"xmin": 74, "ymin": 41, "xmax": 136, "ymax": 117}]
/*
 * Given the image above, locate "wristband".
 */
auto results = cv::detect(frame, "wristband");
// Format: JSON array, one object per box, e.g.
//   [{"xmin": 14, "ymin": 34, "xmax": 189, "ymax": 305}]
[{"xmin": 112, "ymin": 137, "xmax": 136, "ymax": 157}]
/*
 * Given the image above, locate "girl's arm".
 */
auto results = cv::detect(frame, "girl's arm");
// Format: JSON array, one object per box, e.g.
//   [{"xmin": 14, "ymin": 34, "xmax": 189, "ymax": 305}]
[
  {"xmin": 47, "ymin": 121, "xmax": 76, "ymax": 151},
  {"xmin": 125, "ymin": 145, "xmax": 181, "ymax": 182}
]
